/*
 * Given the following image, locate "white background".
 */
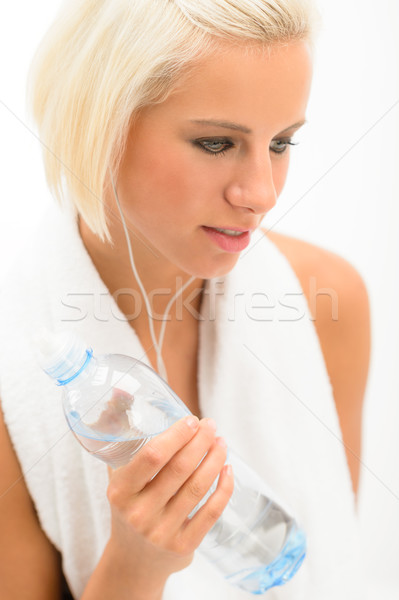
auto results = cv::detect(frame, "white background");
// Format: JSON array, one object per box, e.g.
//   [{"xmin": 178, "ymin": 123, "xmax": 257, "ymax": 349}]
[{"xmin": 1, "ymin": 1, "xmax": 398, "ymax": 594}]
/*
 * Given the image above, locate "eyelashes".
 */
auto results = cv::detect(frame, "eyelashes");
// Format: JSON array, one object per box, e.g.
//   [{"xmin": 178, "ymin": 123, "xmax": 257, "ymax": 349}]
[
  {"xmin": 269, "ymin": 139, "xmax": 299, "ymax": 154},
  {"xmin": 192, "ymin": 138, "xmax": 233, "ymax": 157},
  {"xmin": 193, "ymin": 137, "xmax": 298, "ymax": 157}
]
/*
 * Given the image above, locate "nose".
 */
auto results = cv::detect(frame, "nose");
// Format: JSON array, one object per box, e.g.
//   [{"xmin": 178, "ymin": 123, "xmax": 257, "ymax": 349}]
[{"xmin": 224, "ymin": 154, "xmax": 277, "ymax": 215}]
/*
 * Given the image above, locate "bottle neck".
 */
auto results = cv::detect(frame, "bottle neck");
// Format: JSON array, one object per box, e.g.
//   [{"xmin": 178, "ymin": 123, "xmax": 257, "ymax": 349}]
[{"xmin": 56, "ymin": 349, "xmax": 96, "ymax": 388}]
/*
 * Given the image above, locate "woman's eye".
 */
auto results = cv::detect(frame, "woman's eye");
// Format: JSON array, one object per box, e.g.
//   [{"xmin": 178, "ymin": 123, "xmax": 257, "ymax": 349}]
[
  {"xmin": 270, "ymin": 138, "xmax": 297, "ymax": 154},
  {"xmin": 195, "ymin": 138, "xmax": 233, "ymax": 156},
  {"xmin": 193, "ymin": 137, "xmax": 297, "ymax": 156}
]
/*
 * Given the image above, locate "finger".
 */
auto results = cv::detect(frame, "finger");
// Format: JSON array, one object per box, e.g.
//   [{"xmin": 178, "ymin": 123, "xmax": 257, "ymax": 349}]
[
  {"xmin": 163, "ymin": 437, "xmax": 229, "ymax": 528},
  {"xmin": 141, "ymin": 418, "xmax": 218, "ymax": 508},
  {"xmin": 176, "ymin": 464, "xmax": 234, "ymax": 555},
  {"xmin": 108, "ymin": 415, "xmax": 200, "ymax": 495}
]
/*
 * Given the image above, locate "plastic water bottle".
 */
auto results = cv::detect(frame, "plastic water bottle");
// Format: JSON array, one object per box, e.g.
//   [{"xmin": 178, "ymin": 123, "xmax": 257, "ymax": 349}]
[{"xmin": 36, "ymin": 329, "xmax": 307, "ymax": 594}]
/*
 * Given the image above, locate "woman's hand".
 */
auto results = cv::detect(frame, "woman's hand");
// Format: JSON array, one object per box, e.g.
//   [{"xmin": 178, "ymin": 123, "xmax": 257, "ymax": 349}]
[{"xmin": 98, "ymin": 416, "xmax": 233, "ymax": 599}]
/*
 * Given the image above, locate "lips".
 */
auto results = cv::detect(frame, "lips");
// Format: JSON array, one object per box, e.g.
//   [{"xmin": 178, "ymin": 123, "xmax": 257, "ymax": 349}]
[{"xmin": 201, "ymin": 225, "xmax": 252, "ymax": 253}]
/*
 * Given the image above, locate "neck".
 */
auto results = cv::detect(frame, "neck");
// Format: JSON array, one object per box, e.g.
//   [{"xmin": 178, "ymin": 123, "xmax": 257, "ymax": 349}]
[{"xmin": 78, "ymin": 214, "xmax": 205, "ymax": 335}]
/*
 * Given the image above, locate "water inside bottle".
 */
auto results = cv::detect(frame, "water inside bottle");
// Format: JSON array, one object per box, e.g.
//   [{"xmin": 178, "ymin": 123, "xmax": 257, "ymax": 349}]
[
  {"xmin": 66, "ymin": 385, "xmax": 185, "ymax": 468},
  {"xmin": 224, "ymin": 523, "xmax": 306, "ymax": 593},
  {"xmin": 204, "ymin": 495, "xmax": 306, "ymax": 594},
  {"xmin": 199, "ymin": 457, "xmax": 307, "ymax": 594},
  {"xmin": 74, "ymin": 431, "xmax": 151, "ymax": 469}
]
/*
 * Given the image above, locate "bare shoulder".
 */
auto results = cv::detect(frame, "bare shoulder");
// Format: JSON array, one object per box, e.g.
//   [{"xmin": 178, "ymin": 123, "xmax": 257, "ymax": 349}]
[
  {"xmin": 265, "ymin": 230, "xmax": 368, "ymax": 301},
  {"xmin": 263, "ymin": 229, "xmax": 371, "ymax": 346},
  {"xmin": 263, "ymin": 229, "xmax": 371, "ymax": 496},
  {"xmin": 0, "ymin": 400, "xmax": 62, "ymax": 599}
]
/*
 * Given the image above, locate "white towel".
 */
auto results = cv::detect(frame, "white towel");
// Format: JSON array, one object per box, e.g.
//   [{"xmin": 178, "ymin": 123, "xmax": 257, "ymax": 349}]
[{"xmin": 0, "ymin": 204, "xmax": 366, "ymax": 598}]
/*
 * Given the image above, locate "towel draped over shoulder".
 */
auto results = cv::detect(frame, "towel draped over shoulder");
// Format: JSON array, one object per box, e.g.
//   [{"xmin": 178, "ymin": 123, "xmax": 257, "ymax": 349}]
[{"xmin": 0, "ymin": 205, "xmax": 365, "ymax": 599}]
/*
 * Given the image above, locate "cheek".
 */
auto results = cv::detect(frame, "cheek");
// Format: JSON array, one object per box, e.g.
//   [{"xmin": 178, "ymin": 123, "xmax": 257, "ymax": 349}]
[{"xmin": 128, "ymin": 144, "xmax": 219, "ymax": 211}]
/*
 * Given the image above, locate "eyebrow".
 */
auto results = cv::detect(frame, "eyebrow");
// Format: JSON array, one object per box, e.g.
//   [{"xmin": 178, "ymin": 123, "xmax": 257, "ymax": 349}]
[{"xmin": 189, "ymin": 118, "xmax": 307, "ymax": 135}]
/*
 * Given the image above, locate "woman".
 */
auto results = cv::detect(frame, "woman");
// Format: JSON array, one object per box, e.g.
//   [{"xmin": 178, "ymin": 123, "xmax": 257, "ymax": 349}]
[{"xmin": 0, "ymin": 1, "xmax": 370, "ymax": 598}]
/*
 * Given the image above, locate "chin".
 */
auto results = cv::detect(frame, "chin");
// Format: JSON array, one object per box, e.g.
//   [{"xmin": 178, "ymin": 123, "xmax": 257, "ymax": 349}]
[{"xmin": 188, "ymin": 253, "xmax": 241, "ymax": 280}]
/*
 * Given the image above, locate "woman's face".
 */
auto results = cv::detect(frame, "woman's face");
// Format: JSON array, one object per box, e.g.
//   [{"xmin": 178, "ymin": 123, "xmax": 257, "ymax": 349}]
[{"xmin": 116, "ymin": 41, "xmax": 313, "ymax": 279}]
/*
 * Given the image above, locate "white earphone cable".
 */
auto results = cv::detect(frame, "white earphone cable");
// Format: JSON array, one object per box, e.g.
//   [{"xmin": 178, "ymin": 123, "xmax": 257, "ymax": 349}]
[
  {"xmin": 110, "ymin": 171, "xmax": 196, "ymax": 382},
  {"xmin": 156, "ymin": 274, "xmax": 196, "ymax": 357}
]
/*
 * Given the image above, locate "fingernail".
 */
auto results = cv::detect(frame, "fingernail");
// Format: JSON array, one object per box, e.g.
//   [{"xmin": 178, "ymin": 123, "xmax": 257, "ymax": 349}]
[
  {"xmin": 185, "ymin": 415, "xmax": 199, "ymax": 429},
  {"xmin": 224, "ymin": 464, "xmax": 233, "ymax": 477},
  {"xmin": 216, "ymin": 437, "xmax": 227, "ymax": 448},
  {"xmin": 205, "ymin": 418, "xmax": 217, "ymax": 431}
]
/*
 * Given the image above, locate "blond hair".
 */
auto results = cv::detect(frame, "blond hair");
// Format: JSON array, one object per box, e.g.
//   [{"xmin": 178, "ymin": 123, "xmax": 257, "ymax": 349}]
[{"xmin": 27, "ymin": 0, "xmax": 320, "ymax": 241}]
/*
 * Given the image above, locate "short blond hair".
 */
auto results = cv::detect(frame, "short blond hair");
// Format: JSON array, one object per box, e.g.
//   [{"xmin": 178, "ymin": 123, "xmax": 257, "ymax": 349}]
[{"xmin": 27, "ymin": 0, "xmax": 320, "ymax": 241}]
